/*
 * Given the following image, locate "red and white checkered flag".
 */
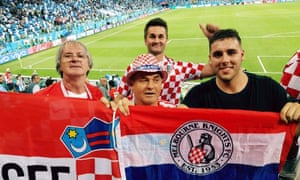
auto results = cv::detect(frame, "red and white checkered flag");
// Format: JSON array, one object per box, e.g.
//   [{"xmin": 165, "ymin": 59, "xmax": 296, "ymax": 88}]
[
  {"xmin": 188, "ymin": 147, "xmax": 206, "ymax": 164},
  {"xmin": 280, "ymin": 50, "xmax": 300, "ymax": 100},
  {"xmin": 76, "ymin": 151, "xmax": 121, "ymax": 180}
]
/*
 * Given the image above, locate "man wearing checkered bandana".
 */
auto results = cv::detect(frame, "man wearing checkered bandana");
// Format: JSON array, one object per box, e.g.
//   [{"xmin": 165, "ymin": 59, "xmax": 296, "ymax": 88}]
[
  {"xmin": 117, "ymin": 17, "xmax": 218, "ymax": 105},
  {"xmin": 125, "ymin": 53, "xmax": 176, "ymax": 108}
]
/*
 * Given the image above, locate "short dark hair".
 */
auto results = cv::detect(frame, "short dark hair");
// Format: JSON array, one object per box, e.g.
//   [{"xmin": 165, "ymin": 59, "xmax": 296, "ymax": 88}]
[
  {"xmin": 31, "ymin": 74, "xmax": 39, "ymax": 81},
  {"xmin": 128, "ymin": 71, "xmax": 164, "ymax": 86},
  {"xmin": 45, "ymin": 78, "xmax": 55, "ymax": 87},
  {"xmin": 209, "ymin": 29, "xmax": 242, "ymax": 51},
  {"xmin": 144, "ymin": 17, "xmax": 168, "ymax": 39},
  {"xmin": 108, "ymin": 80, "xmax": 116, "ymax": 87}
]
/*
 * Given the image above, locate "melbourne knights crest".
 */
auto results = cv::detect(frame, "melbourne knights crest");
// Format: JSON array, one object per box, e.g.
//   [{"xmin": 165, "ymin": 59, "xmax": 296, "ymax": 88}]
[{"xmin": 170, "ymin": 120, "xmax": 233, "ymax": 175}]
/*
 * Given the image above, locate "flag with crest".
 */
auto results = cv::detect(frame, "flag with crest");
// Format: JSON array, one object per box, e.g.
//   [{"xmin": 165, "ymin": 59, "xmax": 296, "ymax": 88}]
[{"xmin": 117, "ymin": 106, "xmax": 297, "ymax": 180}]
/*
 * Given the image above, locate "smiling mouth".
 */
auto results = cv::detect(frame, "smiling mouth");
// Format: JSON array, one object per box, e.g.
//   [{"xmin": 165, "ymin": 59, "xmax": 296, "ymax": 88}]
[
  {"xmin": 144, "ymin": 92, "xmax": 156, "ymax": 96},
  {"xmin": 220, "ymin": 66, "xmax": 233, "ymax": 70},
  {"xmin": 218, "ymin": 67, "xmax": 233, "ymax": 74},
  {"xmin": 152, "ymin": 43, "xmax": 161, "ymax": 47}
]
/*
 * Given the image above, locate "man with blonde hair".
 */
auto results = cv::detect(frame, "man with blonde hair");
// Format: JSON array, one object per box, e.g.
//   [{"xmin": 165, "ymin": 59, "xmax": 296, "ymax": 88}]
[{"xmin": 35, "ymin": 40, "xmax": 105, "ymax": 102}]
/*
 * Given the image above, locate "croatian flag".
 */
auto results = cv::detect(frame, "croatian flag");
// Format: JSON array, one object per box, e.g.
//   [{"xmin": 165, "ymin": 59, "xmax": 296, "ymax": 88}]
[
  {"xmin": 280, "ymin": 50, "xmax": 300, "ymax": 100},
  {"xmin": 117, "ymin": 106, "xmax": 297, "ymax": 180}
]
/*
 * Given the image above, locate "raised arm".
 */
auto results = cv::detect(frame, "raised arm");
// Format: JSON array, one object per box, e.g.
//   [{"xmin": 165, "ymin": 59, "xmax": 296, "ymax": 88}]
[{"xmin": 199, "ymin": 23, "xmax": 220, "ymax": 39}]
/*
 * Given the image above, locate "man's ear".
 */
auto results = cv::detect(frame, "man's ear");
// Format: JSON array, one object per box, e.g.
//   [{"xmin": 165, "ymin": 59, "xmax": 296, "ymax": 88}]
[
  {"xmin": 208, "ymin": 55, "xmax": 213, "ymax": 65},
  {"xmin": 241, "ymin": 49, "xmax": 245, "ymax": 61},
  {"xmin": 128, "ymin": 80, "xmax": 133, "ymax": 87}
]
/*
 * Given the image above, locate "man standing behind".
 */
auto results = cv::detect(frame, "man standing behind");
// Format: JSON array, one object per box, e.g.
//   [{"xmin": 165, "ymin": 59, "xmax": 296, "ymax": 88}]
[{"xmin": 117, "ymin": 17, "xmax": 219, "ymax": 105}]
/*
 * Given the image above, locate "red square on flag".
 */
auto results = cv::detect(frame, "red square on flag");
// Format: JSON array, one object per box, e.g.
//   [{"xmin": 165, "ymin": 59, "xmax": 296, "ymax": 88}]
[{"xmin": 76, "ymin": 151, "xmax": 121, "ymax": 180}]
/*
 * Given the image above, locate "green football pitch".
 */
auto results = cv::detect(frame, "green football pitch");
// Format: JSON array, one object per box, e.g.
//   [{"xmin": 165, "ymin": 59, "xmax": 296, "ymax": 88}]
[{"xmin": 1, "ymin": 2, "xmax": 300, "ymax": 82}]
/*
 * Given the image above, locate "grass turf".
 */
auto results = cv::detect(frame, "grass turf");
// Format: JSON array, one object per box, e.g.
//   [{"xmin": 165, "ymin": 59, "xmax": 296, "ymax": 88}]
[{"xmin": 1, "ymin": 2, "xmax": 300, "ymax": 82}]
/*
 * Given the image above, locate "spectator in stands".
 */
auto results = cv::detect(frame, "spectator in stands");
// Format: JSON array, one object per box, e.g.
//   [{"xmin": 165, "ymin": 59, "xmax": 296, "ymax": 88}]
[
  {"xmin": 117, "ymin": 17, "xmax": 219, "ymax": 106},
  {"xmin": 45, "ymin": 77, "xmax": 56, "ymax": 87},
  {"xmin": 26, "ymin": 74, "xmax": 41, "ymax": 94},
  {"xmin": 111, "ymin": 74, "xmax": 120, "ymax": 87},
  {"xmin": 98, "ymin": 76, "xmax": 110, "ymax": 100},
  {"xmin": 108, "ymin": 79, "xmax": 118, "ymax": 101},
  {"xmin": 112, "ymin": 53, "xmax": 176, "ymax": 115},
  {"xmin": 0, "ymin": 74, "xmax": 8, "ymax": 92},
  {"xmin": 35, "ymin": 40, "xmax": 109, "ymax": 106},
  {"xmin": 4, "ymin": 68, "xmax": 14, "ymax": 91},
  {"xmin": 39, "ymin": 77, "xmax": 47, "ymax": 89},
  {"xmin": 1, "ymin": 0, "xmax": 160, "ymax": 55},
  {"xmin": 15, "ymin": 74, "xmax": 25, "ymax": 93},
  {"xmin": 180, "ymin": 29, "xmax": 300, "ymax": 179}
]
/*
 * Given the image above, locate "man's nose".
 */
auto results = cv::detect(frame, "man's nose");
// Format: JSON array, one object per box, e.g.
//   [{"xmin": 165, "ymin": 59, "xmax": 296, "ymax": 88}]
[
  {"xmin": 147, "ymin": 80, "xmax": 155, "ymax": 88},
  {"xmin": 221, "ymin": 53, "xmax": 231, "ymax": 62},
  {"xmin": 153, "ymin": 37, "xmax": 160, "ymax": 43}
]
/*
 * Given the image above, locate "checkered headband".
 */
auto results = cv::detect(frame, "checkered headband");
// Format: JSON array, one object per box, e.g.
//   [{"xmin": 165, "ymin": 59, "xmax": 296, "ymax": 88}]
[{"xmin": 126, "ymin": 54, "xmax": 168, "ymax": 84}]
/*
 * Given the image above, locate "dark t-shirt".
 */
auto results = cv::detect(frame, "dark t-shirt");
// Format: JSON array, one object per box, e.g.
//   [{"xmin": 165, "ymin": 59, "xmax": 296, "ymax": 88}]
[{"xmin": 183, "ymin": 73, "xmax": 289, "ymax": 112}]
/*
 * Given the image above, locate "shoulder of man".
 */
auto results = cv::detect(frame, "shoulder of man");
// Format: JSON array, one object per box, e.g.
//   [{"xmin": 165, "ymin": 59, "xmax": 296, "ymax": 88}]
[
  {"xmin": 246, "ymin": 72, "xmax": 277, "ymax": 83},
  {"xmin": 86, "ymin": 83, "xmax": 103, "ymax": 99},
  {"xmin": 164, "ymin": 55, "xmax": 175, "ymax": 63},
  {"xmin": 34, "ymin": 82, "xmax": 60, "ymax": 96},
  {"xmin": 185, "ymin": 78, "xmax": 215, "ymax": 96}
]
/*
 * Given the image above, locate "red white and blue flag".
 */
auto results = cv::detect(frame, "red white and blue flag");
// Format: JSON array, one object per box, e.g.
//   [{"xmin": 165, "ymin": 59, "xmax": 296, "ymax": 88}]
[
  {"xmin": 117, "ymin": 106, "xmax": 297, "ymax": 180},
  {"xmin": 280, "ymin": 50, "xmax": 300, "ymax": 100},
  {"xmin": 0, "ymin": 92, "xmax": 297, "ymax": 180},
  {"xmin": 0, "ymin": 92, "xmax": 120, "ymax": 180}
]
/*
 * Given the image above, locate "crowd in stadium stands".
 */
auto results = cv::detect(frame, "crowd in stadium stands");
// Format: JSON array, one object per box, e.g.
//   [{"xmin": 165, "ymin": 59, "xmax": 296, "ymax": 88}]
[
  {"xmin": 97, "ymin": 75, "xmax": 120, "ymax": 101},
  {"xmin": 0, "ymin": 68, "xmax": 44, "ymax": 93},
  {"xmin": 0, "ymin": 0, "xmax": 264, "ymax": 94},
  {"xmin": 0, "ymin": 0, "xmax": 161, "ymax": 54},
  {"xmin": 0, "ymin": 0, "xmax": 257, "ymax": 56},
  {"xmin": 0, "ymin": 0, "xmax": 159, "ymax": 97},
  {"xmin": 0, "ymin": 66, "xmax": 120, "ymax": 102}
]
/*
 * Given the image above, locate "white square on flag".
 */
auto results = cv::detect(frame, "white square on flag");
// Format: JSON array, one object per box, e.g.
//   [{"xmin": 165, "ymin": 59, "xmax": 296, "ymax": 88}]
[
  {"xmin": 95, "ymin": 158, "xmax": 112, "ymax": 174},
  {"xmin": 280, "ymin": 50, "xmax": 300, "ymax": 100},
  {"xmin": 289, "ymin": 75, "xmax": 300, "ymax": 90},
  {"xmin": 78, "ymin": 174, "xmax": 95, "ymax": 180}
]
